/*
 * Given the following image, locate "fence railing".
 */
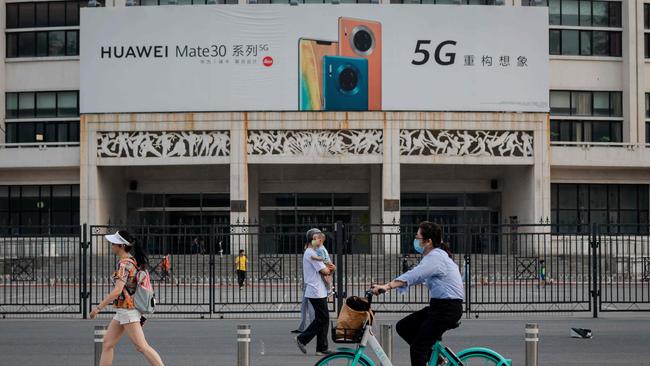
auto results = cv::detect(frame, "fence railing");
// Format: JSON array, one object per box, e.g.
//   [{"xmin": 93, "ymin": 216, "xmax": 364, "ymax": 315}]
[{"xmin": 1, "ymin": 222, "xmax": 649, "ymax": 318}]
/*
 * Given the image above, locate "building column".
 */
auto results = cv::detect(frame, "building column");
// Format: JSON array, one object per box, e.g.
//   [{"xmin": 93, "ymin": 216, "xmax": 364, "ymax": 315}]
[
  {"xmin": 622, "ymin": 0, "xmax": 638, "ymax": 143},
  {"xmin": 533, "ymin": 116, "xmax": 551, "ymax": 225},
  {"xmin": 229, "ymin": 114, "xmax": 249, "ymax": 254},
  {"xmin": 635, "ymin": 0, "xmax": 647, "ymax": 144},
  {"xmin": 382, "ymin": 114, "xmax": 400, "ymax": 254}
]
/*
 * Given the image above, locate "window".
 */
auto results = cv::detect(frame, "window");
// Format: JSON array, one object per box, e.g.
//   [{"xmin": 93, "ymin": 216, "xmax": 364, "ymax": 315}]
[
  {"xmin": 6, "ymin": 30, "xmax": 79, "ymax": 58},
  {"xmin": 550, "ymin": 90, "xmax": 622, "ymax": 143},
  {"xmin": 645, "ymin": 4, "xmax": 650, "ymax": 58},
  {"xmin": 0, "ymin": 185, "xmax": 79, "ymax": 234},
  {"xmin": 5, "ymin": 1, "xmax": 89, "ymax": 29},
  {"xmin": 137, "ymin": 0, "xmax": 238, "ymax": 4},
  {"xmin": 551, "ymin": 184, "xmax": 649, "ymax": 234},
  {"xmin": 390, "ymin": 0, "xmax": 502, "ymax": 3},
  {"xmin": 525, "ymin": 0, "xmax": 622, "ymax": 57},
  {"xmin": 5, "ymin": 91, "xmax": 79, "ymax": 119},
  {"xmin": 5, "ymin": 121, "xmax": 79, "ymax": 143},
  {"xmin": 550, "ymin": 90, "xmax": 622, "ymax": 117},
  {"xmin": 646, "ymin": 93, "xmax": 650, "ymax": 145}
]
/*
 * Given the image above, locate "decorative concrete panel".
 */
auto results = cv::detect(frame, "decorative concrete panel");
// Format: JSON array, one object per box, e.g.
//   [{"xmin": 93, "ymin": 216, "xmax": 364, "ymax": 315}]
[
  {"xmin": 247, "ymin": 130, "xmax": 383, "ymax": 156},
  {"xmin": 400, "ymin": 130, "xmax": 533, "ymax": 157},
  {"xmin": 97, "ymin": 131, "xmax": 230, "ymax": 158}
]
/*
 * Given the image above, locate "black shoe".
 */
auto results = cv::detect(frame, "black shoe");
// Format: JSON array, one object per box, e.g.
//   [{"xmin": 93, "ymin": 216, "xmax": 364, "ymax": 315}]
[
  {"xmin": 295, "ymin": 336, "xmax": 307, "ymax": 354},
  {"xmin": 316, "ymin": 350, "xmax": 334, "ymax": 356},
  {"xmin": 290, "ymin": 329, "xmax": 302, "ymax": 334}
]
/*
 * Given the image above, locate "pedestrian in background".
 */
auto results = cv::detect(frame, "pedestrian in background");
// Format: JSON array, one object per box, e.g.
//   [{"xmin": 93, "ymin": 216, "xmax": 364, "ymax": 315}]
[
  {"xmin": 235, "ymin": 249, "xmax": 248, "ymax": 290},
  {"xmin": 291, "ymin": 235, "xmax": 317, "ymax": 334}
]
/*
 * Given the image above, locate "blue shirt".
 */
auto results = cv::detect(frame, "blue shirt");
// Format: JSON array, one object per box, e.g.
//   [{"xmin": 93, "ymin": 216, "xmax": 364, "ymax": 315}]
[
  {"xmin": 314, "ymin": 246, "xmax": 331, "ymax": 263},
  {"xmin": 395, "ymin": 248, "xmax": 464, "ymax": 300}
]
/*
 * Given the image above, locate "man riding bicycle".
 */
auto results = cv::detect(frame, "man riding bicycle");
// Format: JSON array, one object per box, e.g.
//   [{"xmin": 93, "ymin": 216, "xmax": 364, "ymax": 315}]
[{"xmin": 372, "ymin": 221, "xmax": 464, "ymax": 366}]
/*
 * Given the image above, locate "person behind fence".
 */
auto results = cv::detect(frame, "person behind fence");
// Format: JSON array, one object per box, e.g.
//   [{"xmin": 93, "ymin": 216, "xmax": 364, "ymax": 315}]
[
  {"xmin": 372, "ymin": 221, "xmax": 464, "ymax": 366},
  {"xmin": 235, "ymin": 249, "xmax": 248, "ymax": 290},
  {"xmin": 295, "ymin": 228, "xmax": 335, "ymax": 356},
  {"xmin": 89, "ymin": 230, "xmax": 164, "ymax": 366},
  {"xmin": 310, "ymin": 232, "xmax": 335, "ymax": 296}
]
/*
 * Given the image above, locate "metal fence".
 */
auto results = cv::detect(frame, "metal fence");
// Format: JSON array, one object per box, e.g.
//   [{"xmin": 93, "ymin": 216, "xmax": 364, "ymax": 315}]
[{"xmin": 1, "ymin": 222, "xmax": 649, "ymax": 318}]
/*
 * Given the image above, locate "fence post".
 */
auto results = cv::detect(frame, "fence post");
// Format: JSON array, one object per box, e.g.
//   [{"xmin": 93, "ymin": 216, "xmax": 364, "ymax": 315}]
[
  {"xmin": 237, "ymin": 324, "xmax": 251, "ymax": 366},
  {"xmin": 335, "ymin": 221, "xmax": 345, "ymax": 315},
  {"xmin": 590, "ymin": 223, "xmax": 599, "ymax": 319},
  {"xmin": 82, "ymin": 223, "xmax": 88, "ymax": 319},
  {"xmin": 94, "ymin": 325, "xmax": 107, "ymax": 366},
  {"xmin": 380, "ymin": 324, "xmax": 393, "ymax": 361},
  {"xmin": 525, "ymin": 323, "xmax": 538, "ymax": 366}
]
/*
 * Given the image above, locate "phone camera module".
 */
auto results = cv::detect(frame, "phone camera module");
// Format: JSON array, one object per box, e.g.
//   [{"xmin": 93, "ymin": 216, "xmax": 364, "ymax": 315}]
[
  {"xmin": 353, "ymin": 30, "xmax": 373, "ymax": 53},
  {"xmin": 339, "ymin": 67, "xmax": 358, "ymax": 92}
]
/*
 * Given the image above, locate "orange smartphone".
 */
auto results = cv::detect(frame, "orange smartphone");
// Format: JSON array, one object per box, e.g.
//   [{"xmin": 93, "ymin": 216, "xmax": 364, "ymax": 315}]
[{"xmin": 338, "ymin": 17, "xmax": 382, "ymax": 111}]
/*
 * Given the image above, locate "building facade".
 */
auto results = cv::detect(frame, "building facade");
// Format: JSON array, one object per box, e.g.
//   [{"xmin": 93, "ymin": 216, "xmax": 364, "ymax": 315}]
[{"xmin": 1, "ymin": 0, "xmax": 649, "ymax": 251}]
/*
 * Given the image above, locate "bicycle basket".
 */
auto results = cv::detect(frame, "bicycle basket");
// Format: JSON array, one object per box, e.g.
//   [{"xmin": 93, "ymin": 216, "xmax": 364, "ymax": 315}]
[{"xmin": 331, "ymin": 321, "xmax": 364, "ymax": 344}]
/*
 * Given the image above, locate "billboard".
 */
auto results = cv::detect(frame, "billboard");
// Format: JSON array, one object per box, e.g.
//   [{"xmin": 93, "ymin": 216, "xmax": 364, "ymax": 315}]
[{"xmin": 80, "ymin": 5, "xmax": 548, "ymax": 114}]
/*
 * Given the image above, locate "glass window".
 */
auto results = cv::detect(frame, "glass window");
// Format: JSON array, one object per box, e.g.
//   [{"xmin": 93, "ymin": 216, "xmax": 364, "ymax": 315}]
[
  {"xmin": 6, "ymin": 94, "xmax": 19, "ymax": 119},
  {"xmin": 579, "ymin": 0, "xmax": 591, "ymax": 26},
  {"xmin": 610, "ymin": 92, "xmax": 622, "ymax": 116},
  {"xmin": 35, "ymin": 2, "xmax": 49, "ymax": 27},
  {"xmin": 549, "ymin": 0, "xmax": 561, "ymax": 25},
  {"xmin": 18, "ymin": 32, "xmax": 36, "ymax": 58},
  {"xmin": 579, "ymin": 31, "xmax": 591, "ymax": 55},
  {"xmin": 17, "ymin": 123, "xmax": 36, "ymax": 143},
  {"xmin": 607, "ymin": 1, "xmax": 621, "ymax": 27},
  {"xmin": 549, "ymin": 30, "xmax": 561, "ymax": 55},
  {"xmin": 66, "ymin": 1, "xmax": 80, "ymax": 25},
  {"xmin": 48, "ymin": 2, "xmax": 66, "ymax": 27},
  {"xmin": 592, "ymin": 1, "xmax": 609, "ymax": 27},
  {"xmin": 590, "ymin": 185, "xmax": 608, "ymax": 209},
  {"xmin": 645, "ymin": 4, "xmax": 650, "ymax": 30},
  {"xmin": 592, "ymin": 92, "xmax": 610, "ymax": 116},
  {"xmin": 57, "ymin": 123, "xmax": 69, "ymax": 142},
  {"xmin": 620, "ymin": 186, "xmax": 638, "ymax": 209},
  {"xmin": 48, "ymin": 31, "xmax": 66, "ymax": 56},
  {"xmin": 592, "ymin": 31, "xmax": 609, "ymax": 56},
  {"xmin": 7, "ymin": 3, "xmax": 19, "ymax": 28},
  {"xmin": 591, "ymin": 121, "xmax": 610, "ymax": 142},
  {"xmin": 6, "ymin": 124, "xmax": 18, "ymax": 143},
  {"xmin": 561, "ymin": 30, "xmax": 579, "ymax": 55},
  {"xmin": 46, "ymin": 123, "xmax": 57, "ymax": 142},
  {"xmin": 19, "ymin": 93, "xmax": 36, "ymax": 118},
  {"xmin": 36, "ymin": 31, "xmax": 49, "ymax": 57},
  {"xmin": 558, "ymin": 184, "xmax": 577, "ymax": 209},
  {"xmin": 572, "ymin": 91, "xmax": 592, "ymax": 115},
  {"xmin": 57, "ymin": 92, "xmax": 78, "ymax": 116},
  {"xmin": 69, "ymin": 122, "xmax": 80, "ymax": 142},
  {"xmin": 18, "ymin": 3, "xmax": 36, "ymax": 28},
  {"xmin": 36, "ymin": 92, "xmax": 57, "ymax": 117},
  {"xmin": 66, "ymin": 30, "xmax": 78, "ymax": 55},
  {"xmin": 562, "ymin": 0, "xmax": 579, "ymax": 26},
  {"xmin": 6, "ymin": 33, "xmax": 18, "ymax": 58},
  {"xmin": 550, "ymin": 91, "xmax": 571, "ymax": 115},
  {"xmin": 608, "ymin": 31, "xmax": 621, "ymax": 57}
]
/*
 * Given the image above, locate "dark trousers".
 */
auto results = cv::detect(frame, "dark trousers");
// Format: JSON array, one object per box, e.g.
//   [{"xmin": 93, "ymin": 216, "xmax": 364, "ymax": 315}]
[
  {"xmin": 237, "ymin": 270, "xmax": 246, "ymax": 287},
  {"xmin": 396, "ymin": 299, "xmax": 463, "ymax": 366},
  {"xmin": 297, "ymin": 297, "xmax": 329, "ymax": 352}
]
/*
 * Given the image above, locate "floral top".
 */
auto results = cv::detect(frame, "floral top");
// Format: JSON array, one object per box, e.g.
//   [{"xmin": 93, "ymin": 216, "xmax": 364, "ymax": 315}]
[{"xmin": 112, "ymin": 256, "xmax": 138, "ymax": 309}]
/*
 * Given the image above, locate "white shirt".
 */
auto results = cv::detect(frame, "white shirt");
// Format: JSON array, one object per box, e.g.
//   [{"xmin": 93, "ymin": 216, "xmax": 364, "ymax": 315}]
[{"xmin": 303, "ymin": 247, "xmax": 327, "ymax": 299}]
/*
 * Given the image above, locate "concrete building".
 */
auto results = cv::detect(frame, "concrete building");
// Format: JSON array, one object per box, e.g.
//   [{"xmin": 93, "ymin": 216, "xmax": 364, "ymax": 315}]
[{"xmin": 1, "ymin": 0, "xmax": 649, "ymax": 254}]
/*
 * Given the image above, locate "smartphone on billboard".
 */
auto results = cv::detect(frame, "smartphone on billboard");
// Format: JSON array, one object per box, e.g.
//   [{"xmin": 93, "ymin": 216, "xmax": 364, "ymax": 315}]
[
  {"xmin": 322, "ymin": 55, "xmax": 368, "ymax": 111},
  {"xmin": 298, "ymin": 38, "xmax": 339, "ymax": 111},
  {"xmin": 338, "ymin": 17, "xmax": 381, "ymax": 111}
]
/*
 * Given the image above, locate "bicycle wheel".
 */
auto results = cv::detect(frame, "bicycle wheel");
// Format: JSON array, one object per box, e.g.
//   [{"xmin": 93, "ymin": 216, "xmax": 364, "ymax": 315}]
[
  {"xmin": 458, "ymin": 350, "xmax": 507, "ymax": 365},
  {"xmin": 314, "ymin": 351, "xmax": 374, "ymax": 366}
]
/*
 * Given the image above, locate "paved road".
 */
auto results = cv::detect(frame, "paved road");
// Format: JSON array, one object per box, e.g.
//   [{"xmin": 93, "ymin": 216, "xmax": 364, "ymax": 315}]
[{"xmin": 1, "ymin": 314, "xmax": 649, "ymax": 365}]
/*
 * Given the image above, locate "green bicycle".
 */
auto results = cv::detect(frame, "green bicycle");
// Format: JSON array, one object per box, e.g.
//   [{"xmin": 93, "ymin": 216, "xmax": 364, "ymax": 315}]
[{"xmin": 315, "ymin": 290, "xmax": 511, "ymax": 366}]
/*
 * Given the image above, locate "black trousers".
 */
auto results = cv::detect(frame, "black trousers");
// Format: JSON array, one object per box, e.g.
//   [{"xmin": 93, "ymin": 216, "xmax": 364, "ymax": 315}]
[
  {"xmin": 396, "ymin": 299, "xmax": 463, "ymax": 366},
  {"xmin": 237, "ymin": 270, "xmax": 246, "ymax": 287},
  {"xmin": 297, "ymin": 297, "xmax": 329, "ymax": 352}
]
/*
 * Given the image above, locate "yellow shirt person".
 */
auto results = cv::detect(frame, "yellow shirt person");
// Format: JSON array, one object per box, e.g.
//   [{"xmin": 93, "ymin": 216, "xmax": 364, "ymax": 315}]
[{"xmin": 235, "ymin": 250, "xmax": 248, "ymax": 290}]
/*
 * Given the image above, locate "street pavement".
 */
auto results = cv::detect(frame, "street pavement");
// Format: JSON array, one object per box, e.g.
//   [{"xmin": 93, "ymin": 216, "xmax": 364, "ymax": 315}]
[{"xmin": 0, "ymin": 314, "xmax": 649, "ymax": 365}]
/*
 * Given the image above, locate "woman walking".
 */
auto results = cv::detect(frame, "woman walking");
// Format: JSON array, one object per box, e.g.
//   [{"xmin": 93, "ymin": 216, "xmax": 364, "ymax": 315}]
[{"xmin": 89, "ymin": 230, "xmax": 164, "ymax": 366}]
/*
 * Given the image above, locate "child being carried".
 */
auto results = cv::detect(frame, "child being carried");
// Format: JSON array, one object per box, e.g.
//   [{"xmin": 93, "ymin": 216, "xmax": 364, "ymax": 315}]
[{"xmin": 311, "ymin": 232, "xmax": 335, "ymax": 296}]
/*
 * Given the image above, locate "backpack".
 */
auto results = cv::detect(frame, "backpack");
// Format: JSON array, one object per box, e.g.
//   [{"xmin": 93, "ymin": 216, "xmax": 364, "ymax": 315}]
[{"xmin": 122, "ymin": 258, "xmax": 156, "ymax": 315}]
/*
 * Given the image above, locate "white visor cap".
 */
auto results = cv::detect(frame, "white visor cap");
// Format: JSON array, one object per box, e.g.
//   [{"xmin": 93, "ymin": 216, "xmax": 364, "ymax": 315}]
[{"xmin": 104, "ymin": 231, "xmax": 132, "ymax": 246}]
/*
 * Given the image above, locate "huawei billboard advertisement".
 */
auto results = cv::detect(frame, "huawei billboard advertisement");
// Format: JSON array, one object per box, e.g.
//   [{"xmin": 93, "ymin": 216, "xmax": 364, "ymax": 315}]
[{"xmin": 80, "ymin": 5, "xmax": 549, "ymax": 114}]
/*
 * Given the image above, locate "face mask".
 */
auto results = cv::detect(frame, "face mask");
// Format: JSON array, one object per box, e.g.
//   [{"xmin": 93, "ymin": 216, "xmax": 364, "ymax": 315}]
[{"xmin": 413, "ymin": 239, "xmax": 424, "ymax": 254}]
